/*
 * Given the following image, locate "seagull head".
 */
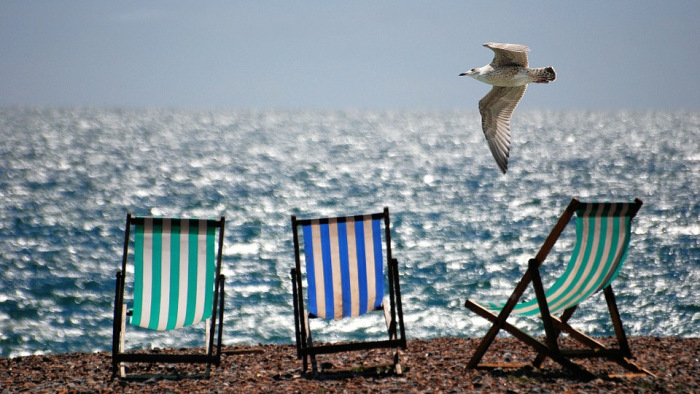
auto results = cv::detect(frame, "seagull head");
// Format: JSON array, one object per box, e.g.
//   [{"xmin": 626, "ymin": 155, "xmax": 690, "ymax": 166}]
[{"xmin": 459, "ymin": 68, "xmax": 479, "ymax": 78}]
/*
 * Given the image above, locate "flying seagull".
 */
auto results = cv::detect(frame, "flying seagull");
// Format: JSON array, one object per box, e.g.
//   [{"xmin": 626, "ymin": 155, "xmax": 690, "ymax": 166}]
[{"xmin": 460, "ymin": 42, "xmax": 556, "ymax": 174}]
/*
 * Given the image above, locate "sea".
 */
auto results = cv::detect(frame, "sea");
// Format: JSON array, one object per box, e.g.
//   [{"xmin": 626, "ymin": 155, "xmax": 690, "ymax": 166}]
[{"xmin": 0, "ymin": 108, "xmax": 698, "ymax": 358}]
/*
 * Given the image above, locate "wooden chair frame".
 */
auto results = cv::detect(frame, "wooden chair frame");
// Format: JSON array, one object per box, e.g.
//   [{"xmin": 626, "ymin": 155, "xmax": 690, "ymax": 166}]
[
  {"xmin": 112, "ymin": 214, "xmax": 226, "ymax": 379},
  {"xmin": 290, "ymin": 207, "xmax": 407, "ymax": 374},
  {"xmin": 465, "ymin": 198, "xmax": 653, "ymax": 378}
]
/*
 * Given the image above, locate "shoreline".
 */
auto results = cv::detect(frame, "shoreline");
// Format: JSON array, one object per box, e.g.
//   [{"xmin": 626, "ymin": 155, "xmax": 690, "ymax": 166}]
[{"xmin": 2, "ymin": 336, "xmax": 698, "ymax": 392}]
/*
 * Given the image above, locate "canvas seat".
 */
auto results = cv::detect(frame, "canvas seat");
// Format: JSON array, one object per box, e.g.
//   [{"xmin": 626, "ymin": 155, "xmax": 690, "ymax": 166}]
[
  {"xmin": 112, "ymin": 214, "xmax": 226, "ymax": 379},
  {"xmin": 290, "ymin": 207, "xmax": 407, "ymax": 374},
  {"xmin": 464, "ymin": 198, "xmax": 653, "ymax": 378}
]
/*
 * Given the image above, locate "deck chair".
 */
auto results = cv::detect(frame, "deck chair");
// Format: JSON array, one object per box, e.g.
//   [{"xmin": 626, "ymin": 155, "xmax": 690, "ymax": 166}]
[
  {"xmin": 290, "ymin": 207, "xmax": 407, "ymax": 374},
  {"xmin": 464, "ymin": 198, "xmax": 653, "ymax": 378},
  {"xmin": 112, "ymin": 214, "xmax": 226, "ymax": 379}
]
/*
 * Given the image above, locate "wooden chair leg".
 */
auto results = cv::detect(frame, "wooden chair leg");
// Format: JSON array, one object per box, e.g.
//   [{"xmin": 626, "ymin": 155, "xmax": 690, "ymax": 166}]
[
  {"xmin": 466, "ymin": 299, "xmax": 596, "ymax": 379},
  {"xmin": 533, "ymin": 306, "xmax": 577, "ymax": 367},
  {"xmin": 393, "ymin": 348, "xmax": 403, "ymax": 374},
  {"xmin": 465, "ymin": 266, "xmax": 536, "ymax": 369},
  {"xmin": 119, "ymin": 305, "xmax": 127, "ymax": 378},
  {"xmin": 303, "ymin": 313, "xmax": 318, "ymax": 374},
  {"xmin": 205, "ymin": 318, "xmax": 211, "ymax": 354},
  {"xmin": 604, "ymin": 286, "xmax": 631, "ymax": 357},
  {"xmin": 529, "ymin": 259, "xmax": 559, "ymax": 354},
  {"xmin": 381, "ymin": 300, "xmax": 403, "ymax": 374},
  {"xmin": 465, "ymin": 300, "xmax": 507, "ymax": 369}
]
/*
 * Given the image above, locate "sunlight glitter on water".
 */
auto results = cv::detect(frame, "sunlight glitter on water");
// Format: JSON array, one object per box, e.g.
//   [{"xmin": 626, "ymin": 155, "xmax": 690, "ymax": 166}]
[{"xmin": 0, "ymin": 108, "xmax": 698, "ymax": 358}]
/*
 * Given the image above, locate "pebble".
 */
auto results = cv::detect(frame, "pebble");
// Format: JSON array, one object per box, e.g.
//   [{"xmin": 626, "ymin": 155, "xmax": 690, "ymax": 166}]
[{"xmin": 1, "ymin": 338, "xmax": 697, "ymax": 392}]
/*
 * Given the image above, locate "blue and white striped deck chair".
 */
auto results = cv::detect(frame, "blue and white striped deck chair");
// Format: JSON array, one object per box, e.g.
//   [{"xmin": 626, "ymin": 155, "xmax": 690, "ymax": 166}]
[
  {"xmin": 290, "ymin": 207, "xmax": 406, "ymax": 374},
  {"xmin": 465, "ymin": 198, "xmax": 652, "ymax": 378},
  {"xmin": 112, "ymin": 215, "xmax": 226, "ymax": 379}
]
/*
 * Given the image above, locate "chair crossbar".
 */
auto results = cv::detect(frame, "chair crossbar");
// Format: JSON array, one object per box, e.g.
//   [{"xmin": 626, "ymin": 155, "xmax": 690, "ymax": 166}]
[
  {"xmin": 302, "ymin": 339, "xmax": 405, "ymax": 356},
  {"xmin": 114, "ymin": 353, "xmax": 219, "ymax": 365}
]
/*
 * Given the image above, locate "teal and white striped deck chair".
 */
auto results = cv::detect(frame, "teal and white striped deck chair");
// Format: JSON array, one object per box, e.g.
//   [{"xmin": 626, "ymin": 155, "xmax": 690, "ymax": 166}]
[
  {"xmin": 465, "ymin": 198, "xmax": 653, "ymax": 378},
  {"xmin": 112, "ymin": 215, "xmax": 226, "ymax": 379},
  {"xmin": 290, "ymin": 207, "xmax": 407, "ymax": 374}
]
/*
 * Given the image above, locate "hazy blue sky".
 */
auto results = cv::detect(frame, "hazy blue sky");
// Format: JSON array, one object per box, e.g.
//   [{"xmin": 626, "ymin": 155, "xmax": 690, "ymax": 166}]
[{"xmin": 1, "ymin": 1, "xmax": 698, "ymax": 110}]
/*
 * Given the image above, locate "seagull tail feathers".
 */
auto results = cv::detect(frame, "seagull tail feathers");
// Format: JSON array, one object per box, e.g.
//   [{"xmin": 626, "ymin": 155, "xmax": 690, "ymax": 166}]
[{"xmin": 529, "ymin": 66, "xmax": 556, "ymax": 83}]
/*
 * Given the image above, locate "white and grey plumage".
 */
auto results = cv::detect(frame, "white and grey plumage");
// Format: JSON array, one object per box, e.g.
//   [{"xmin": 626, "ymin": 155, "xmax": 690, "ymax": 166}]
[{"xmin": 460, "ymin": 42, "xmax": 556, "ymax": 174}]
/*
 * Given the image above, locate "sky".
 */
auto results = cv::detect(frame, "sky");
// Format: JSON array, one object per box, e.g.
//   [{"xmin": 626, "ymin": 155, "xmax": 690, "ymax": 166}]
[{"xmin": 1, "ymin": 1, "xmax": 698, "ymax": 111}]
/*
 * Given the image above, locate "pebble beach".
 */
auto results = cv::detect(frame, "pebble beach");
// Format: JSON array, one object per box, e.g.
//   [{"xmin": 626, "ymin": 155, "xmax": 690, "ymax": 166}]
[{"xmin": 3, "ymin": 336, "xmax": 698, "ymax": 393}]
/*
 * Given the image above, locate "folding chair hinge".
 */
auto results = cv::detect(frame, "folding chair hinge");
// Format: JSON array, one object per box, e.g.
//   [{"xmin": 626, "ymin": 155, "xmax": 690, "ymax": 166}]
[{"xmin": 527, "ymin": 258, "xmax": 540, "ymax": 271}]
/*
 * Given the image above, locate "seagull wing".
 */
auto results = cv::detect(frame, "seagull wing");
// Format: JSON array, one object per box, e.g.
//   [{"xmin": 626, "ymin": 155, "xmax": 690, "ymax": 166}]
[
  {"xmin": 478, "ymin": 85, "xmax": 527, "ymax": 174},
  {"xmin": 483, "ymin": 42, "xmax": 529, "ymax": 68}
]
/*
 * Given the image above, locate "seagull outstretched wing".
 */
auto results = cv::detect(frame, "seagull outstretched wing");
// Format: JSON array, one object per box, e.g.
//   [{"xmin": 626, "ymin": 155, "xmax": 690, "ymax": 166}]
[
  {"xmin": 478, "ymin": 85, "xmax": 527, "ymax": 174},
  {"xmin": 484, "ymin": 42, "xmax": 530, "ymax": 68}
]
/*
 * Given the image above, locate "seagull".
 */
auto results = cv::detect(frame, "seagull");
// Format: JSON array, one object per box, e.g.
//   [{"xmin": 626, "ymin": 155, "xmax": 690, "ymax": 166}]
[{"xmin": 460, "ymin": 42, "xmax": 556, "ymax": 174}]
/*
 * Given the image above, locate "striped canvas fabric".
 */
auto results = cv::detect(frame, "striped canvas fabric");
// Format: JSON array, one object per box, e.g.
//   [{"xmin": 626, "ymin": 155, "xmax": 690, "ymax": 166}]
[
  {"xmin": 491, "ymin": 202, "xmax": 634, "ymax": 317},
  {"xmin": 301, "ymin": 216, "xmax": 385, "ymax": 320},
  {"xmin": 130, "ymin": 218, "xmax": 216, "ymax": 331}
]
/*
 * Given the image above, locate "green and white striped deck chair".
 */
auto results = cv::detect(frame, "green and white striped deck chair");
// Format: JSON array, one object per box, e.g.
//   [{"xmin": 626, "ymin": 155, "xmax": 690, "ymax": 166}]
[
  {"xmin": 290, "ymin": 207, "xmax": 407, "ymax": 375},
  {"xmin": 465, "ymin": 198, "xmax": 653, "ymax": 378},
  {"xmin": 112, "ymin": 215, "xmax": 226, "ymax": 379}
]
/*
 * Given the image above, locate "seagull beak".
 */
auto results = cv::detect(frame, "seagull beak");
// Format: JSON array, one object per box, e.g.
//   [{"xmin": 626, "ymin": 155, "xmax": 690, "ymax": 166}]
[{"xmin": 459, "ymin": 72, "xmax": 468, "ymax": 76}]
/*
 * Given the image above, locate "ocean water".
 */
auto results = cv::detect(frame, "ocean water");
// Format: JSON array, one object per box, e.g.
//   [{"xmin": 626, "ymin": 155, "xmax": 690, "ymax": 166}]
[{"xmin": 0, "ymin": 108, "xmax": 698, "ymax": 358}]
